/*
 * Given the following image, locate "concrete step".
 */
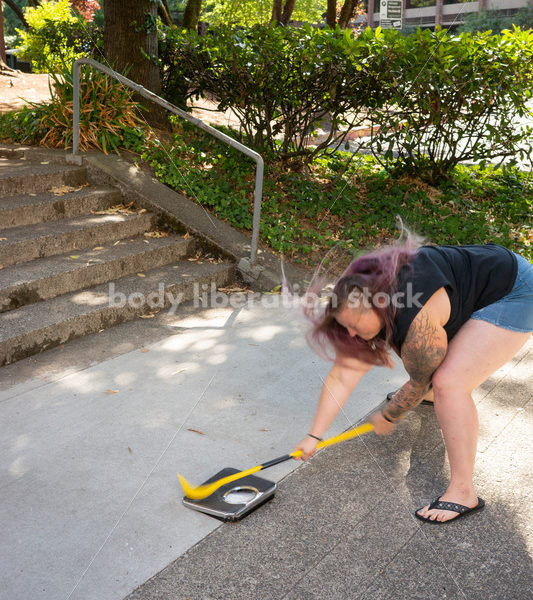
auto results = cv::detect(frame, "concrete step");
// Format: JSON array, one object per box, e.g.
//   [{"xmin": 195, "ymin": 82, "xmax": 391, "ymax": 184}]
[
  {"xmin": 0, "ymin": 186, "xmax": 122, "ymax": 229},
  {"xmin": 0, "ymin": 260, "xmax": 235, "ymax": 366},
  {"xmin": 0, "ymin": 212, "xmax": 156, "ymax": 268},
  {"xmin": 0, "ymin": 147, "xmax": 25, "ymax": 159},
  {"xmin": 0, "ymin": 159, "xmax": 87, "ymax": 196},
  {"xmin": 0, "ymin": 234, "xmax": 196, "ymax": 312}
]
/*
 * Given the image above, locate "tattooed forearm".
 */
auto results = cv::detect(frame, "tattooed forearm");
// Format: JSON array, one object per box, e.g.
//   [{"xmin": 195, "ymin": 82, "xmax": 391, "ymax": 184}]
[
  {"xmin": 384, "ymin": 310, "xmax": 447, "ymax": 421},
  {"xmin": 383, "ymin": 380, "xmax": 432, "ymax": 421}
]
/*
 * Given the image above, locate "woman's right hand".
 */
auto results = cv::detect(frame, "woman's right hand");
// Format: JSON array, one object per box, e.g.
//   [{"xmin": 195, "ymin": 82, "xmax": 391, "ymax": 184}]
[{"xmin": 293, "ymin": 436, "xmax": 319, "ymax": 461}]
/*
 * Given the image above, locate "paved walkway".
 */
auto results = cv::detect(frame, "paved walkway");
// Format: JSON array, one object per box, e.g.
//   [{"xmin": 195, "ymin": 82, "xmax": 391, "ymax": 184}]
[
  {"xmin": 127, "ymin": 334, "xmax": 533, "ymax": 600},
  {"xmin": 1, "ymin": 294, "xmax": 531, "ymax": 600},
  {"xmin": 0, "ymin": 297, "xmax": 405, "ymax": 600}
]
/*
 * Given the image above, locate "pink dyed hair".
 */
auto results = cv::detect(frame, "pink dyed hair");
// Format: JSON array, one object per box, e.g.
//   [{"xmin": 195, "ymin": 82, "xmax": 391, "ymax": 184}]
[{"xmin": 303, "ymin": 229, "xmax": 422, "ymax": 368}]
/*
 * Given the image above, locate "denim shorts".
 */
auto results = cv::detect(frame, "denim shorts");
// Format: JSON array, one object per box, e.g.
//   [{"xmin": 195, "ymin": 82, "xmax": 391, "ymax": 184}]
[{"xmin": 471, "ymin": 253, "xmax": 533, "ymax": 333}]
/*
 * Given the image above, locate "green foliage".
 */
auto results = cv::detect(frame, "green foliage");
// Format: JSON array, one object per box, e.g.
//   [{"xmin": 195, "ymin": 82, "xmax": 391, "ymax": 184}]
[
  {"xmin": 366, "ymin": 26, "xmax": 533, "ymax": 183},
  {"xmin": 202, "ymin": 0, "xmax": 325, "ymax": 27},
  {"xmin": 140, "ymin": 121, "xmax": 532, "ymax": 263},
  {"xmin": 15, "ymin": 0, "xmax": 102, "ymax": 73},
  {"xmin": 160, "ymin": 24, "xmax": 384, "ymax": 162},
  {"xmin": 460, "ymin": 8, "xmax": 533, "ymax": 34},
  {"xmin": 159, "ymin": 24, "xmax": 533, "ymax": 182},
  {"xmin": 0, "ymin": 65, "xmax": 146, "ymax": 154}
]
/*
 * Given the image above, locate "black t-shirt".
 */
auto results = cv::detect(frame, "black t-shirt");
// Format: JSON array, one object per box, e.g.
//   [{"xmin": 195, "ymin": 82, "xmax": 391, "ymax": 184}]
[{"xmin": 391, "ymin": 244, "xmax": 518, "ymax": 352}]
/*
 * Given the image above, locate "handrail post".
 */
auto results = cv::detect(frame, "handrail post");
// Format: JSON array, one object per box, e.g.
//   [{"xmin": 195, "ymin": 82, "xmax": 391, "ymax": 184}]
[
  {"xmin": 250, "ymin": 156, "xmax": 264, "ymax": 263},
  {"xmin": 66, "ymin": 58, "xmax": 264, "ymax": 266},
  {"xmin": 71, "ymin": 61, "xmax": 81, "ymax": 164}
]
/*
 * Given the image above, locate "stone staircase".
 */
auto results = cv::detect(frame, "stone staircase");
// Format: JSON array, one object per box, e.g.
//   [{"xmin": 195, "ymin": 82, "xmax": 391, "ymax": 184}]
[{"xmin": 0, "ymin": 152, "xmax": 235, "ymax": 366}]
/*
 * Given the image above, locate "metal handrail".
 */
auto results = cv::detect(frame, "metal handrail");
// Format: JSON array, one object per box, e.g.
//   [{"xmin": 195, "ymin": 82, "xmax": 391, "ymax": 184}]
[{"xmin": 67, "ymin": 58, "xmax": 264, "ymax": 265}]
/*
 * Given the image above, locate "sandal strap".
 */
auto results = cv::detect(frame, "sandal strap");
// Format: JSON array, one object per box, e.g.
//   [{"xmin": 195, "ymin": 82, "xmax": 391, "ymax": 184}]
[{"xmin": 428, "ymin": 497, "xmax": 472, "ymax": 514}]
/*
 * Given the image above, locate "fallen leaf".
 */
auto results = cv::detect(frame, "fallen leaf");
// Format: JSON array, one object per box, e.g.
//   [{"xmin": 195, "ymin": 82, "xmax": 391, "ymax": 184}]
[
  {"xmin": 50, "ymin": 185, "xmax": 76, "ymax": 196},
  {"xmin": 93, "ymin": 246, "xmax": 104, "ymax": 250},
  {"xmin": 0, "ymin": 238, "xmax": 6, "ymax": 241},
  {"xmin": 183, "ymin": 232, "xmax": 192, "ymax": 239},
  {"xmin": 106, "ymin": 390, "xmax": 119, "ymax": 394},
  {"xmin": 187, "ymin": 428, "xmax": 206, "ymax": 435},
  {"xmin": 90, "ymin": 203, "xmax": 135, "ymax": 216},
  {"xmin": 137, "ymin": 208, "xmax": 147, "ymax": 214},
  {"xmin": 113, "ymin": 241, "xmax": 121, "ymax": 246},
  {"xmin": 137, "ymin": 273, "xmax": 146, "ymax": 277},
  {"xmin": 69, "ymin": 255, "xmax": 80, "ymax": 259},
  {"xmin": 143, "ymin": 231, "xmax": 168, "ymax": 239},
  {"xmin": 141, "ymin": 349, "xmax": 149, "ymax": 353},
  {"xmin": 258, "ymin": 428, "xmax": 270, "ymax": 432},
  {"xmin": 139, "ymin": 313, "xmax": 155, "ymax": 319}
]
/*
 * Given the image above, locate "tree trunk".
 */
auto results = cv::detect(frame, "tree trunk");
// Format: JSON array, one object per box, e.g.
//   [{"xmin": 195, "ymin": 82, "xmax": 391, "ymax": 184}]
[
  {"xmin": 182, "ymin": 0, "xmax": 202, "ymax": 31},
  {"xmin": 158, "ymin": 0, "xmax": 173, "ymax": 26},
  {"xmin": 326, "ymin": 0, "xmax": 337, "ymax": 27},
  {"xmin": 4, "ymin": 0, "xmax": 29, "ymax": 28},
  {"xmin": 104, "ymin": 0, "xmax": 166, "ymax": 127},
  {"xmin": 271, "ymin": 0, "xmax": 282, "ymax": 25},
  {"xmin": 338, "ymin": 0, "xmax": 357, "ymax": 29},
  {"xmin": 271, "ymin": 0, "xmax": 296, "ymax": 26},
  {"xmin": 280, "ymin": 0, "xmax": 296, "ymax": 25}
]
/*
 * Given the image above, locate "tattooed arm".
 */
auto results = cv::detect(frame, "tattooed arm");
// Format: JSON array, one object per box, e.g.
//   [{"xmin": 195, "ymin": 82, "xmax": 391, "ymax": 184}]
[{"xmin": 382, "ymin": 308, "xmax": 448, "ymax": 422}]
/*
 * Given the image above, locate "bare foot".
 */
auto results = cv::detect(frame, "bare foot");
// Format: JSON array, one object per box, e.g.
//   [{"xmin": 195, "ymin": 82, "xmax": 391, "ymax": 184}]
[{"xmin": 416, "ymin": 488, "xmax": 479, "ymax": 522}]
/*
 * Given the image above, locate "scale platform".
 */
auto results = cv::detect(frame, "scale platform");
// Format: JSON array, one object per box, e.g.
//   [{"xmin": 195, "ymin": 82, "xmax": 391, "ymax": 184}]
[{"xmin": 182, "ymin": 467, "xmax": 277, "ymax": 521}]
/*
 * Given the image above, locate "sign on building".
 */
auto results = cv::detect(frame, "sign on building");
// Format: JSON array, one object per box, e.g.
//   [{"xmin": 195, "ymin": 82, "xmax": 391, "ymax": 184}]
[{"xmin": 380, "ymin": 0, "xmax": 403, "ymax": 29}]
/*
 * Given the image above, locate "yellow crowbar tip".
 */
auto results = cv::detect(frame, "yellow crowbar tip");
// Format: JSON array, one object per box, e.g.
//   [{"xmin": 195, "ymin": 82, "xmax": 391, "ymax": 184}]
[{"xmin": 177, "ymin": 422, "xmax": 374, "ymax": 500}]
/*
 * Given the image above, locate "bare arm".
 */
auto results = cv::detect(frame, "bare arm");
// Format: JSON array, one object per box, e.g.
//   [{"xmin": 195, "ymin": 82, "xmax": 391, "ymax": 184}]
[
  {"xmin": 294, "ymin": 355, "xmax": 372, "ymax": 459},
  {"xmin": 383, "ymin": 309, "xmax": 447, "ymax": 422},
  {"xmin": 308, "ymin": 355, "xmax": 373, "ymax": 438}
]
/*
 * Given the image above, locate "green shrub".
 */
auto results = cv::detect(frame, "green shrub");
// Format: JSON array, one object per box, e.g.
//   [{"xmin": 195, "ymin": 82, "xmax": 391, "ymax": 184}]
[
  {"xmin": 139, "ymin": 122, "xmax": 532, "ymax": 263},
  {"xmin": 366, "ymin": 26, "xmax": 533, "ymax": 183},
  {"xmin": 0, "ymin": 65, "xmax": 146, "ymax": 154},
  {"xmin": 159, "ymin": 24, "xmax": 382, "ymax": 162},
  {"xmin": 15, "ymin": 0, "xmax": 102, "ymax": 73},
  {"xmin": 160, "ymin": 24, "xmax": 533, "ymax": 182}
]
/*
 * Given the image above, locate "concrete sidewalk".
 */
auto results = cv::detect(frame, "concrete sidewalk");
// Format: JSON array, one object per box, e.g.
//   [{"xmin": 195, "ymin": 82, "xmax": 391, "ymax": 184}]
[
  {"xmin": 1, "ymin": 296, "xmax": 531, "ymax": 600},
  {"xmin": 126, "ymin": 337, "xmax": 533, "ymax": 600},
  {"xmin": 0, "ymin": 297, "xmax": 406, "ymax": 600}
]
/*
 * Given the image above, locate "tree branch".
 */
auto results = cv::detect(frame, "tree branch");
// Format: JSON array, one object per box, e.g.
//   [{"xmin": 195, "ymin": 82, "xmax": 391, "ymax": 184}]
[{"xmin": 4, "ymin": 0, "xmax": 29, "ymax": 28}]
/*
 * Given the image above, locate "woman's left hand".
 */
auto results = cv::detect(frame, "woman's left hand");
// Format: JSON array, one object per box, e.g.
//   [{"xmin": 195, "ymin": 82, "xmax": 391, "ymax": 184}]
[{"xmin": 368, "ymin": 410, "xmax": 398, "ymax": 436}]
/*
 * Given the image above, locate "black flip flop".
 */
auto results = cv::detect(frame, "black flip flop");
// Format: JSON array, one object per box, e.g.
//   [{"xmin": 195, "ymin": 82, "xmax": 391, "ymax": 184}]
[
  {"xmin": 415, "ymin": 497, "xmax": 485, "ymax": 524},
  {"xmin": 386, "ymin": 390, "xmax": 433, "ymax": 406}
]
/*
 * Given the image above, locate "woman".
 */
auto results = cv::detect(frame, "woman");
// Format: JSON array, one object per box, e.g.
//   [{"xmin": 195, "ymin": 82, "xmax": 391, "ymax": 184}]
[{"xmin": 293, "ymin": 236, "xmax": 533, "ymax": 523}]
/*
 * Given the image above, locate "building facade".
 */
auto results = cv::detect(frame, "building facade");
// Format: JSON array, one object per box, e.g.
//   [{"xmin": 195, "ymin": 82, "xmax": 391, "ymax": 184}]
[{"xmin": 363, "ymin": 0, "xmax": 532, "ymax": 30}]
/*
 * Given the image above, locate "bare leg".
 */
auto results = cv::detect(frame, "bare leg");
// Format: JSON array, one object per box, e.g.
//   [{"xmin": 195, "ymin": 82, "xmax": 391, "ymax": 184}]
[{"xmin": 417, "ymin": 319, "xmax": 531, "ymax": 522}]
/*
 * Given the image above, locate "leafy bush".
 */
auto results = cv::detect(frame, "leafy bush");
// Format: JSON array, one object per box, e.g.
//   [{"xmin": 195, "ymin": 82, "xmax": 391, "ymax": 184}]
[
  {"xmin": 0, "ymin": 65, "xmax": 146, "ymax": 154},
  {"xmin": 159, "ymin": 24, "xmax": 533, "ymax": 182},
  {"xmin": 160, "ymin": 24, "xmax": 384, "ymax": 162},
  {"xmin": 366, "ymin": 26, "xmax": 533, "ymax": 183},
  {"xmin": 15, "ymin": 0, "xmax": 102, "ymax": 73},
  {"xmin": 140, "ymin": 122, "xmax": 533, "ymax": 262}
]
